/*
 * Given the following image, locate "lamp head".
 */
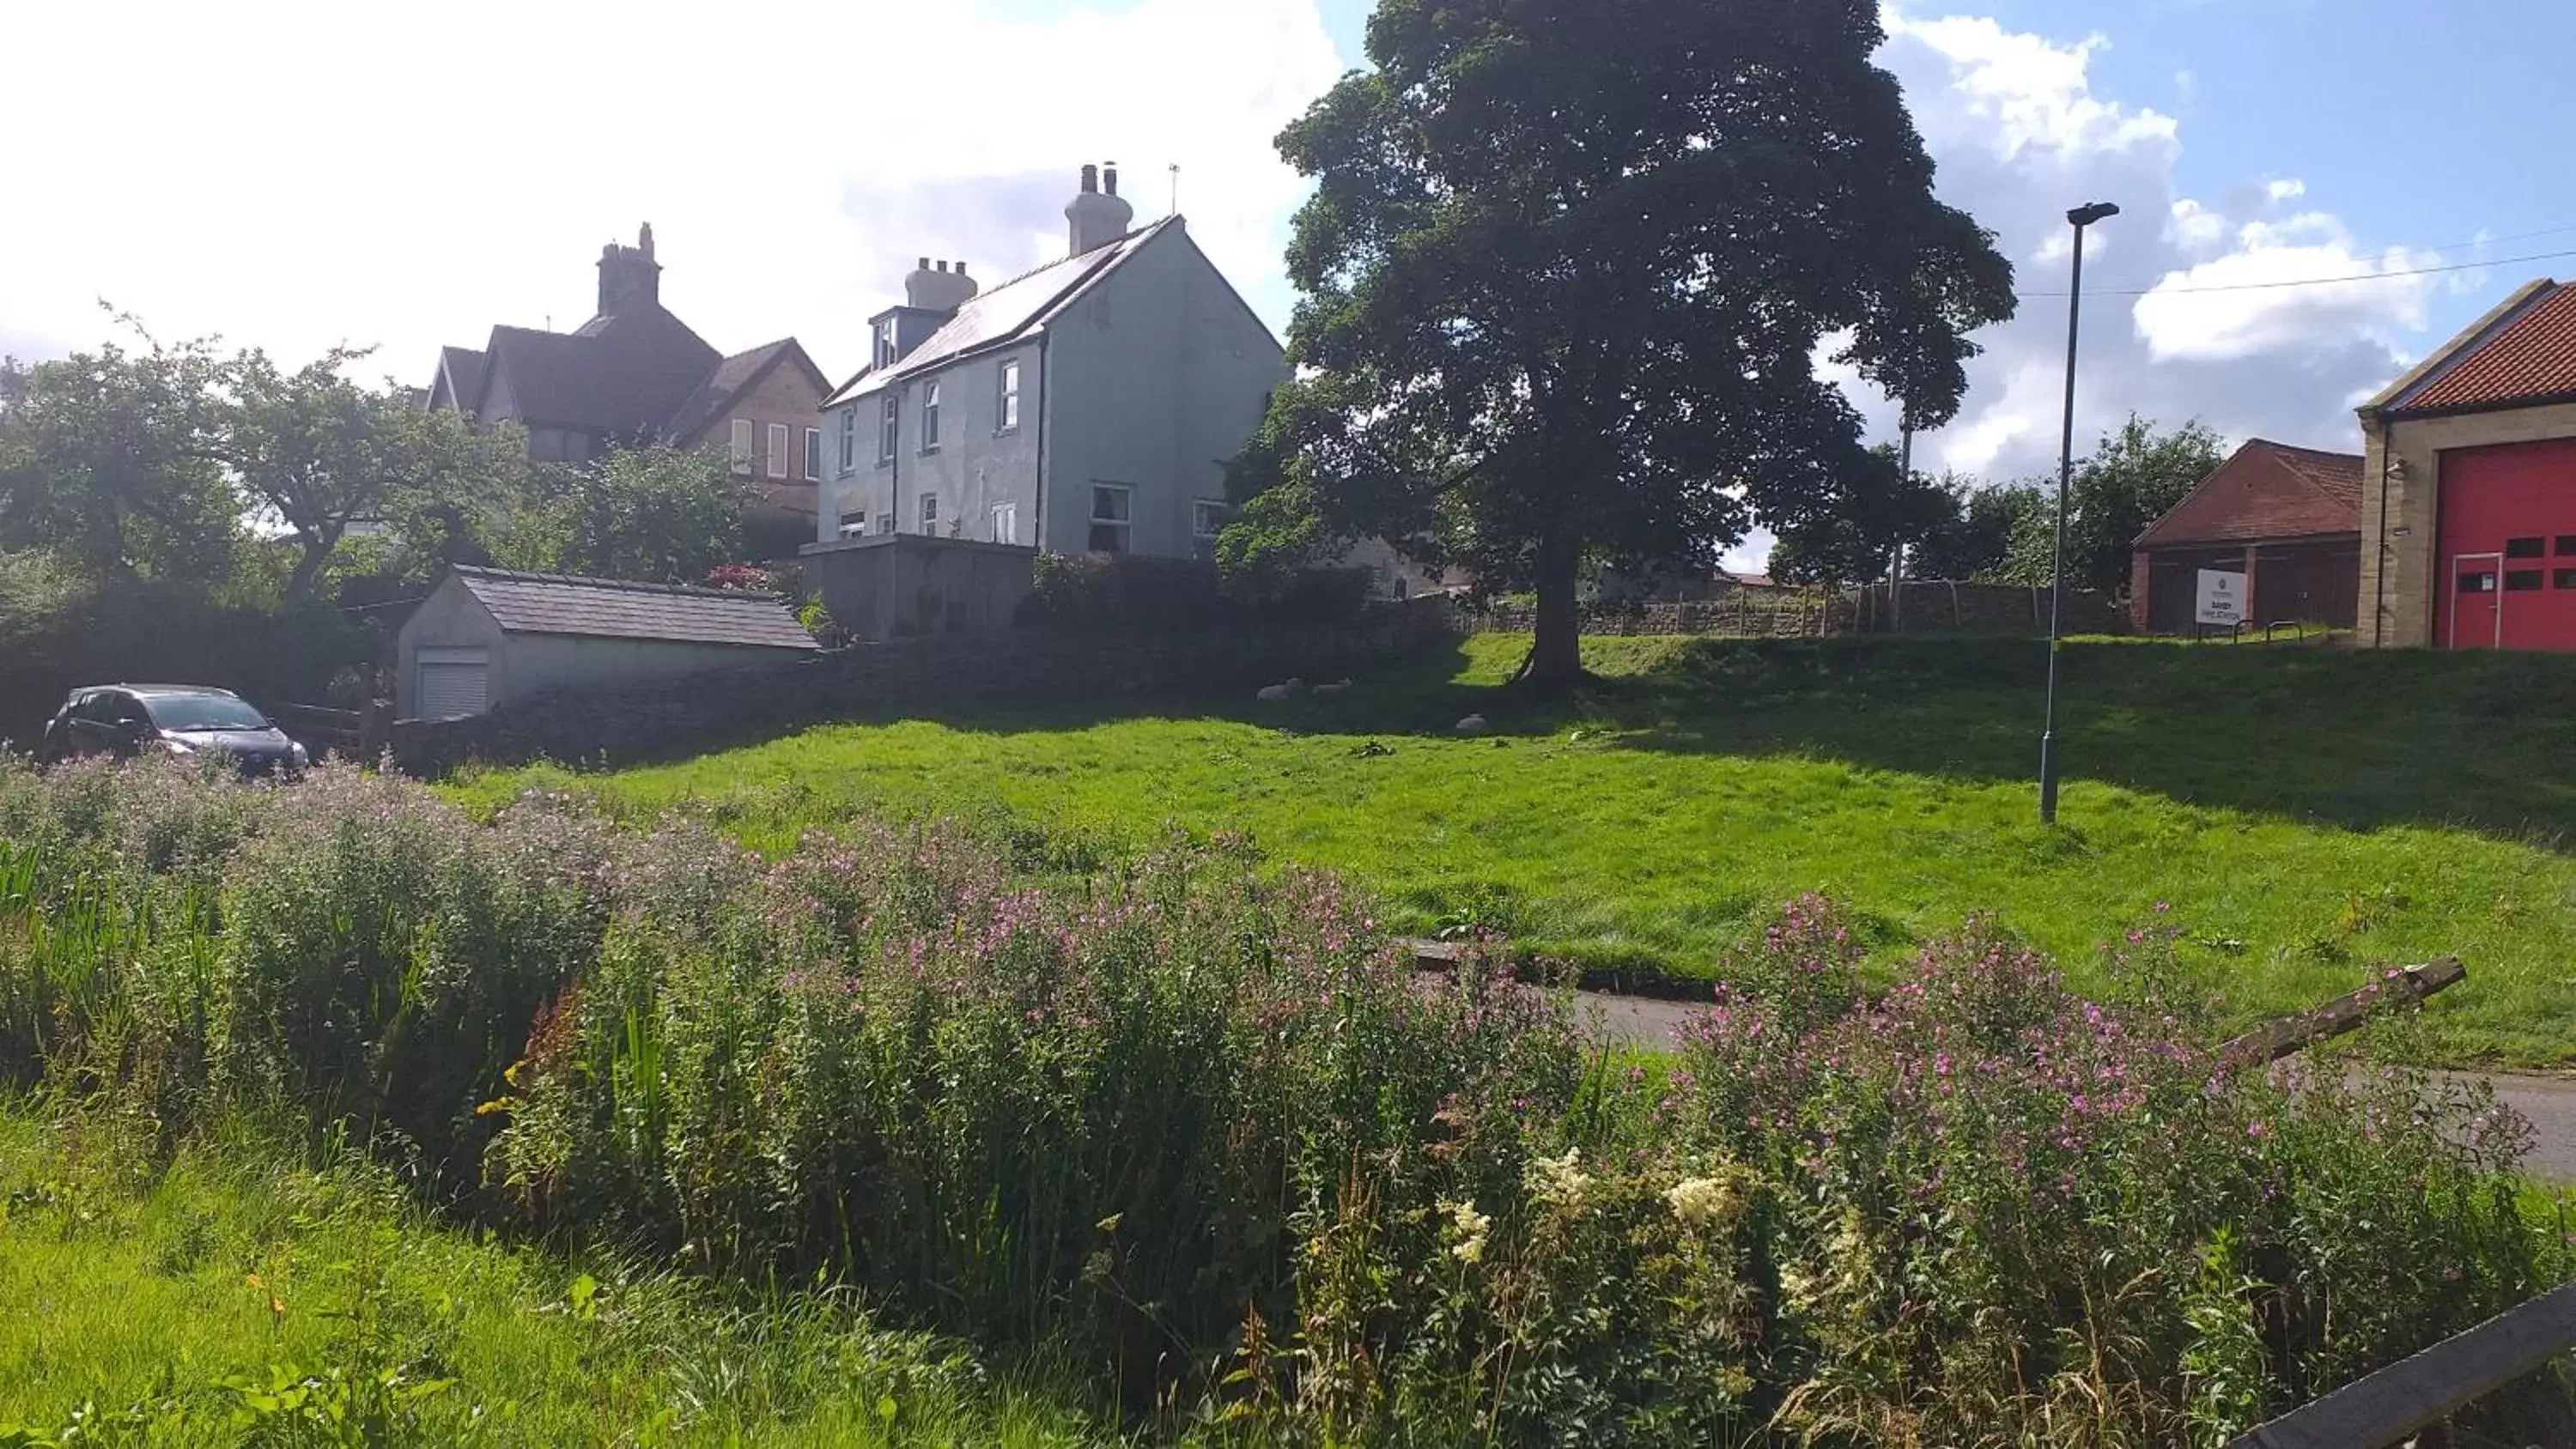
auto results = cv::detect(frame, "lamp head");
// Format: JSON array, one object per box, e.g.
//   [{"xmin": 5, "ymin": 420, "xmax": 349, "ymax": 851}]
[{"xmin": 2068, "ymin": 202, "xmax": 2122, "ymax": 228}]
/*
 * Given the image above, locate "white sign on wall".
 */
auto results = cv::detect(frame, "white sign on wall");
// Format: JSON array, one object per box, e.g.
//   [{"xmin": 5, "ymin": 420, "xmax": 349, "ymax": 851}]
[{"xmin": 2195, "ymin": 569, "xmax": 2247, "ymax": 627}]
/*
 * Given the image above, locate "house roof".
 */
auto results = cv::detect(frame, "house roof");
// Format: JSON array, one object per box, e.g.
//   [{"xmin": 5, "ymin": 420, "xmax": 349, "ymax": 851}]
[
  {"xmin": 665, "ymin": 338, "xmax": 829, "ymax": 445},
  {"xmin": 2134, "ymin": 440, "xmax": 2365, "ymax": 549},
  {"xmin": 447, "ymin": 303, "xmax": 724, "ymax": 440},
  {"xmin": 436, "ymin": 346, "xmax": 488, "ymax": 410},
  {"xmin": 823, "ymin": 218, "xmax": 1179, "ymax": 408},
  {"xmin": 450, "ymin": 566, "xmax": 819, "ymax": 651},
  {"xmin": 2377, "ymin": 279, "xmax": 2576, "ymax": 418}
]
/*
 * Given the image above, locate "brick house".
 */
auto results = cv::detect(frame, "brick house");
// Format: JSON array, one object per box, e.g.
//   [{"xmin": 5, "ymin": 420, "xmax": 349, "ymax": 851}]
[
  {"xmin": 2127, "ymin": 440, "xmax": 2362, "ymax": 634},
  {"xmin": 426, "ymin": 225, "xmax": 831, "ymax": 556},
  {"xmin": 2360, "ymin": 279, "xmax": 2576, "ymax": 650}
]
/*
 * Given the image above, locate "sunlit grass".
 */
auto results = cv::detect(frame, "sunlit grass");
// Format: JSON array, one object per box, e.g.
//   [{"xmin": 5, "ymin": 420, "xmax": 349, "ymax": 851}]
[{"xmin": 453, "ymin": 634, "xmax": 2576, "ymax": 1064}]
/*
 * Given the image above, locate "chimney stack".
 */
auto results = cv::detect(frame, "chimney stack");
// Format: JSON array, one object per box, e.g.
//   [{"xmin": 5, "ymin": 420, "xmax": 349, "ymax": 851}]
[
  {"xmin": 1066, "ymin": 160, "xmax": 1136, "ymax": 257},
  {"xmin": 905, "ymin": 255, "xmax": 980, "ymax": 313},
  {"xmin": 595, "ymin": 222, "xmax": 663, "ymax": 317}
]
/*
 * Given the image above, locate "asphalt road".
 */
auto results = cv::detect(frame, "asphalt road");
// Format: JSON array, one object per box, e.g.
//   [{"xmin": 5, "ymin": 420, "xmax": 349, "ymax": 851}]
[{"xmin": 1573, "ymin": 991, "xmax": 2576, "ymax": 1185}]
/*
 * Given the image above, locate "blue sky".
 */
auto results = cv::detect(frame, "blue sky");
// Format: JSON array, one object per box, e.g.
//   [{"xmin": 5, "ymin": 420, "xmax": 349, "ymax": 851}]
[{"xmin": 6, "ymin": 0, "xmax": 2572, "ymax": 561}]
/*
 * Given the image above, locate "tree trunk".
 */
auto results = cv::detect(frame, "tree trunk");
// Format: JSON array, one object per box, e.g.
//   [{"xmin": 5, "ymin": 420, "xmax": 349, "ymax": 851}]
[
  {"xmin": 1520, "ymin": 529, "xmax": 1585, "ymax": 689},
  {"xmin": 283, "ymin": 526, "xmax": 339, "ymax": 604}
]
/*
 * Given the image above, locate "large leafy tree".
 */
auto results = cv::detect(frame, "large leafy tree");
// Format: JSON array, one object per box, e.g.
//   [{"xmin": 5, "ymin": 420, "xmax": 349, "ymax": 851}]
[
  {"xmin": 0, "ymin": 329, "xmax": 245, "ymax": 585},
  {"xmin": 223, "ymin": 346, "xmax": 529, "ymax": 602},
  {"xmin": 1228, "ymin": 0, "xmax": 2014, "ymax": 683}
]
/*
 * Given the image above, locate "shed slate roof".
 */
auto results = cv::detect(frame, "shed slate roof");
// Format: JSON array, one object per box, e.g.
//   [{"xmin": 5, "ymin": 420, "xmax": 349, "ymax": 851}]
[
  {"xmin": 2134, "ymin": 440, "xmax": 2365, "ymax": 549},
  {"xmin": 451, "ymin": 567, "xmax": 819, "ymax": 651},
  {"xmin": 2385, "ymin": 281, "xmax": 2576, "ymax": 417},
  {"xmin": 823, "ymin": 219, "xmax": 1177, "ymax": 408}
]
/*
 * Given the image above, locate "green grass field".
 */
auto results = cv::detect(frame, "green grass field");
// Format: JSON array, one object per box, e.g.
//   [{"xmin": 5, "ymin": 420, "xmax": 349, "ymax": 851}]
[
  {"xmin": 453, "ymin": 633, "xmax": 2576, "ymax": 1065},
  {"xmin": 0, "ymin": 1108, "xmax": 1109, "ymax": 1445}
]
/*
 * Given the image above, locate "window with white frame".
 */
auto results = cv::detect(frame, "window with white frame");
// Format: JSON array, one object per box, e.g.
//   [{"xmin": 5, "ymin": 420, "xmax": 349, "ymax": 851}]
[
  {"xmin": 991, "ymin": 501, "xmax": 1018, "ymax": 545},
  {"xmin": 837, "ymin": 407, "xmax": 856, "ymax": 473},
  {"xmin": 875, "ymin": 511, "xmax": 893, "ymax": 535},
  {"xmin": 1192, "ymin": 500, "xmax": 1230, "ymax": 541},
  {"xmin": 766, "ymin": 422, "xmax": 790, "ymax": 480},
  {"xmin": 920, "ymin": 380, "xmax": 941, "ymax": 451},
  {"xmin": 839, "ymin": 519, "xmax": 866, "ymax": 539},
  {"xmin": 878, "ymin": 396, "xmax": 897, "ymax": 463},
  {"xmin": 874, "ymin": 322, "xmax": 896, "ymax": 368},
  {"xmin": 804, "ymin": 427, "xmax": 823, "ymax": 482},
  {"xmin": 729, "ymin": 418, "xmax": 755, "ymax": 475},
  {"xmin": 918, "ymin": 492, "xmax": 939, "ymax": 531},
  {"xmin": 1088, "ymin": 484, "xmax": 1132, "ymax": 554},
  {"xmin": 997, "ymin": 359, "xmax": 1020, "ymax": 432}
]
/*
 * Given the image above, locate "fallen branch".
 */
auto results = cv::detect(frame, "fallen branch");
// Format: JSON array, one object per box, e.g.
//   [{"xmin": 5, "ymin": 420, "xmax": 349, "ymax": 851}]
[{"xmin": 2215, "ymin": 957, "xmax": 2465, "ymax": 1070}]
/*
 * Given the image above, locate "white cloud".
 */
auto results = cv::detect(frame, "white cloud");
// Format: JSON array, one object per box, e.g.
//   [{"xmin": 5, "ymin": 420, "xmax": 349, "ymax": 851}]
[
  {"xmin": 0, "ymin": 0, "xmax": 1344, "ymax": 385},
  {"xmin": 1849, "ymin": 4, "xmax": 2460, "ymax": 500}
]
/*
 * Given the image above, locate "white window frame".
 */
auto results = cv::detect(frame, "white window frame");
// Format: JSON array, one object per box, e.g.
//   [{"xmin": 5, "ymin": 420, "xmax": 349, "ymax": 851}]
[
  {"xmin": 878, "ymin": 395, "xmax": 898, "ymax": 464},
  {"xmin": 729, "ymin": 418, "xmax": 755, "ymax": 476},
  {"xmin": 1192, "ymin": 500, "xmax": 1229, "ymax": 541},
  {"xmin": 1089, "ymin": 483, "xmax": 1133, "ymax": 555},
  {"xmin": 920, "ymin": 380, "xmax": 941, "ymax": 452},
  {"xmin": 804, "ymin": 427, "xmax": 823, "ymax": 482},
  {"xmin": 875, "ymin": 511, "xmax": 894, "ymax": 536},
  {"xmin": 997, "ymin": 358, "xmax": 1020, "ymax": 433},
  {"xmin": 991, "ymin": 501, "xmax": 1018, "ymax": 545},
  {"xmin": 918, "ymin": 492, "xmax": 939, "ymax": 532},
  {"xmin": 837, "ymin": 407, "xmax": 856, "ymax": 474},
  {"xmin": 874, "ymin": 322, "xmax": 896, "ymax": 368},
  {"xmin": 766, "ymin": 422, "xmax": 790, "ymax": 480}
]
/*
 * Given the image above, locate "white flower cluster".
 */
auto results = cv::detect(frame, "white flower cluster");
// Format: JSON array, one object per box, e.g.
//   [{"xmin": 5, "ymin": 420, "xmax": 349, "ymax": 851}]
[
  {"xmin": 1664, "ymin": 1168, "xmax": 1749, "ymax": 1231},
  {"xmin": 1442, "ymin": 1197, "xmax": 1491, "ymax": 1264},
  {"xmin": 1527, "ymin": 1146, "xmax": 1593, "ymax": 1211}
]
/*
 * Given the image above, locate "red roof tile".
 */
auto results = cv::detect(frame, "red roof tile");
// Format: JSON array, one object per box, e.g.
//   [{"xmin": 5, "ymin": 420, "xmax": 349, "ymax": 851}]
[
  {"xmin": 2134, "ymin": 440, "xmax": 2363, "ymax": 549},
  {"xmin": 2395, "ymin": 282, "xmax": 2576, "ymax": 415}
]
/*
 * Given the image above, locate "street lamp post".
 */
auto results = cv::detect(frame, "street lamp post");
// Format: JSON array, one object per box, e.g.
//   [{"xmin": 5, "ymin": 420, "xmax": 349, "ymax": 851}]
[{"xmin": 2038, "ymin": 201, "xmax": 2120, "ymax": 826}]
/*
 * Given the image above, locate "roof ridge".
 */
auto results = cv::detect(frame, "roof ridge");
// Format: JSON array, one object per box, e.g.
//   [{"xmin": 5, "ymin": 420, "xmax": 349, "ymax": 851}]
[{"xmin": 452, "ymin": 564, "xmax": 784, "ymax": 603}]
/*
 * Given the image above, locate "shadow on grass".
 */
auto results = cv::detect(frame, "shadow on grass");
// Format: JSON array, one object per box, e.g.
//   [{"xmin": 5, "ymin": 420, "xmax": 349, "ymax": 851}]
[{"xmin": 853, "ymin": 633, "xmax": 2576, "ymax": 847}]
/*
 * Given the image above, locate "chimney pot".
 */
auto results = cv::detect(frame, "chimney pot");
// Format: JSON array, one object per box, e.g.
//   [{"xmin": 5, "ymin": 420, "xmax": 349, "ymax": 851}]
[
  {"xmin": 1080, "ymin": 163, "xmax": 1098, "ymax": 194},
  {"xmin": 919, "ymin": 255, "xmax": 931, "ymax": 270},
  {"xmin": 1103, "ymin": 162, "xmax": 1120, "ymax": 197}
]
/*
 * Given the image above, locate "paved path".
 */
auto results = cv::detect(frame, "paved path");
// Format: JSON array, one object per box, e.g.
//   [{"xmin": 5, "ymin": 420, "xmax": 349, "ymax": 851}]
[{"xmin": 1574, "ymin": 991, "xmax": 2576, "ymax": 1184}]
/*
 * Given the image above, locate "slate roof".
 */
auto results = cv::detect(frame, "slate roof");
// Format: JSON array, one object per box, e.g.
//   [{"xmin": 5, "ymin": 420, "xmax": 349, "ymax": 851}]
[
  {"xmin": 2385, "ymin": 281, "xmax": 2576, "ymax": 417},
  {"xmin": 436, "ymin": 346, "xmax": 488, "ymax": 409},
  {"xmin": 823, "ymin": 218, "xmax": 1178, "ymax": 408},
  {"xmin": 451, "ymin": 567, "xmax": 819, "ymax": 651},
  {"xmin": 2134, "ymin": 440, "xmax": 2365, "ymax": 549}
]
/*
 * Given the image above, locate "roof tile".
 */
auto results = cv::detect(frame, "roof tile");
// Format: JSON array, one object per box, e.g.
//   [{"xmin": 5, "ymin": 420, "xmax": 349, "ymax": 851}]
[
  {"xmin": 453, "ymin": 567, "xmax": 819, "ymax": 651},
  {"xmin": 2135, "ymin": 440, "xmax": 2364, "ymax": 549},
  {"xmin": 2394, "ymin": 282, "xmax": 2576, "ymax": 415}
]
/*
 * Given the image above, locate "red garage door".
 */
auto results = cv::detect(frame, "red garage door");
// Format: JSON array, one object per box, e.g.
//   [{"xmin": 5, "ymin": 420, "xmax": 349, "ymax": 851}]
[{"xmin": 2437, "ymin": 438, "xmax": 2576, "ymax": 651}]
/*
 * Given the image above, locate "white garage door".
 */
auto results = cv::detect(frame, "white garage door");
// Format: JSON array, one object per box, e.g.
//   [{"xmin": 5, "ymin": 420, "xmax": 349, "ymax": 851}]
[{"xmin": 416, "ymin": 647, "xmax": 489, "ymax": 720}]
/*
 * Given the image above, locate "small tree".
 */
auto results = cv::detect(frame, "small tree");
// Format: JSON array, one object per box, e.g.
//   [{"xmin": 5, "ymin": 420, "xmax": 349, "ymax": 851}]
[
  {"xmin": 501, "ymin": 444, "xmax": 745, "ymax": 583},
  {"xmin": 1227, "ymin": 0, "xmax": 2015, "ymax": 686},
  {"xmin": 1993, "ymin": 416, "xmax": 2223, "ymax": 594}
]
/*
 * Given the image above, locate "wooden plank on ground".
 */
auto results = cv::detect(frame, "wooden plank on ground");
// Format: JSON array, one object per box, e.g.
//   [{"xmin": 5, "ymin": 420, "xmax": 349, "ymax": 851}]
[
  {"xmin": 2229, "ymin": 1280, "xmax": 2576, "ymax": 1449},
  {"xmin": 2215, "ymin": 957, "xmax": 2465, "ymax": 1070}
]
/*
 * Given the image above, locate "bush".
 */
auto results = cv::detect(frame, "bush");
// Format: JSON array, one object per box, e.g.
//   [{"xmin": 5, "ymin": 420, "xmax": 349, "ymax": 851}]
[
  {"xmin": 0, "ymin": 764, "xmax": 2567, "ymax": 1442},
  {"xmin": 1020, "ymin": 552, "xmax": 1373, "ymax": 635}
]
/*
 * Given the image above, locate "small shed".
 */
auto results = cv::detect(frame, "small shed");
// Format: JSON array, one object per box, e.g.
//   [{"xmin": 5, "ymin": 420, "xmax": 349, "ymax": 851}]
[
  {"xmin": 394, "ymin": 567, "xmax": 819, "ymax": 721},
  {"xmin": 2129, "ymin": 440, "xmax": 2363, "ymax": 634}
]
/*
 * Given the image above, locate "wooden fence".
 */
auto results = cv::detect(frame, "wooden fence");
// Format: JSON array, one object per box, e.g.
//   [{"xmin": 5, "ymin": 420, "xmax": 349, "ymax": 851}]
[{"xmin": 268, "ymin": 701, "xmax": 389, "ymax": 762}]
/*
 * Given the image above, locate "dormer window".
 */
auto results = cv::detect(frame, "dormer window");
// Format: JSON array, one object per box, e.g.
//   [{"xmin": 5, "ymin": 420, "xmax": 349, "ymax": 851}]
[{"xmin": 874, "ymin": 322, "xmax": 896, "ymax": 369}]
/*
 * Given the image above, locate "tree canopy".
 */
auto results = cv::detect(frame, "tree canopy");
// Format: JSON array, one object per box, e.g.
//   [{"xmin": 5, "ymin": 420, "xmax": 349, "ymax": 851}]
[
  {"xmin": 1990, "ymin": 415, "xmax": 2224, "ymax": 592},
  {"xmin": 1225, "ymin": 0, "xmax": 2015, "ymax": 682}
]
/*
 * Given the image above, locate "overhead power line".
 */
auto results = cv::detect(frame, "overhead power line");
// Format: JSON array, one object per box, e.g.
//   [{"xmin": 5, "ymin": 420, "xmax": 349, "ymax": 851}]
[{"xmin": 2019, "ymin": 245, "xmax": 2576, "ymax": 301}]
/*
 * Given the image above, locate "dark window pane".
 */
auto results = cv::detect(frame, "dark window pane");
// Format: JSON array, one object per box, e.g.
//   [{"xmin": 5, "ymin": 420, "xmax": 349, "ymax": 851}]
[
  {"xmin": 2458, "ymin": 572, "xmax": 2498, "ymax": 593},
  {"xmin": 2508, "ymin": 537, "xmax": 2546, "ymax": 558},
  {"xmin": 2506, "ymin": 570, "xmax": 2545, "ymax": 591},
  {"xmin": 2557, "ymin": 537, "xmax": 2576, "ymax": 555},
  {"xmin": 2555, "ymin": 569, "xmax": 2576, "ymax": 589}
]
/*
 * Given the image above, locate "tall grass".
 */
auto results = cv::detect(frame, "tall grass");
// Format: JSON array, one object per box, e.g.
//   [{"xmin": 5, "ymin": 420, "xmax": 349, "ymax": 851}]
[{"xmin": 2, "ymin": 754, "xmax": 2569, "ymax": 1444}]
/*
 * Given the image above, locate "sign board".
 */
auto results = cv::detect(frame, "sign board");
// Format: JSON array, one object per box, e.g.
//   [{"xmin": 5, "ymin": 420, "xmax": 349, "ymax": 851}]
[{"xmin": 2196, "ymin": 569, "xmax": 2247, "ymax": 628}]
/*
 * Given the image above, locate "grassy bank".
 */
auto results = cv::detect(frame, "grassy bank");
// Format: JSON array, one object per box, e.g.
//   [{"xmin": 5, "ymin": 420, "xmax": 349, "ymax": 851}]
[
  {"xmin": 0, "ymin": 1108, "xmax": 1105, "ymax": 1445},
  {"xmin": 453, "ymin": 634, "xmax": 2576, "ymax": 1064}
]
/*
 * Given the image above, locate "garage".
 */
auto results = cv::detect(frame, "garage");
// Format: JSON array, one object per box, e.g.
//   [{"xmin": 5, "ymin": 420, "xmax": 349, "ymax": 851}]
[
  {"xmin": 2362, "ymin": 277, "xmax": 2576, "ymax": 650},
  {"xmin": 2128, "ymin": 440, "xmax": 2361, "ymax": 634},
  {"xmin": 393, "ymin": 567, "xmax": 818, "ymax": 720}
]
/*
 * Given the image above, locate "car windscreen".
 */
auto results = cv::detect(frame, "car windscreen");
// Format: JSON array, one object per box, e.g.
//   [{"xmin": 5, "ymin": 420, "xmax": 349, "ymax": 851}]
[{"xmin": 140, "ymin": 694, "xmax": 270, "ymax": 731}]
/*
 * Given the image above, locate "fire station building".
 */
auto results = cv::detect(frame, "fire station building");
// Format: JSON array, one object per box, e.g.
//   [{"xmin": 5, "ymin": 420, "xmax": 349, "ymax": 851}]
[{"xmin": 2361, "ymin": 279, "xmax": 2576, "ymax": 650}]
